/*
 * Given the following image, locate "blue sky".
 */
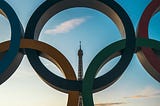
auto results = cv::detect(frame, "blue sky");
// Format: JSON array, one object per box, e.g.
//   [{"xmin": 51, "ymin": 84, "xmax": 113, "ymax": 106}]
[{"xmin": 0, "ymin": 0, "xmax": 160, "ymax": 106}]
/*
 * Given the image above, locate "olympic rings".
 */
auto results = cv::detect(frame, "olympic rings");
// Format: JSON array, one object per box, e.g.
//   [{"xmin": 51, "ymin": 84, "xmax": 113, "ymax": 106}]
[
  {"xmin": 137, "ymin": 0, "xmax": 160, "ymax": 82},
  {"xmin": 0, "ymin": 0, "xmax": 160, "ymax": 106},
  {"xmin": 0, "ymin": 1, "xmax": 24, "ymax": 84}
]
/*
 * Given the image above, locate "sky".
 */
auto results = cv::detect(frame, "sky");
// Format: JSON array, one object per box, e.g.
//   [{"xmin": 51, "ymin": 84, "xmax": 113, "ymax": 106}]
[{"xmin": 0, "ymin": 0, "xmax": 160, "ymax": 106}]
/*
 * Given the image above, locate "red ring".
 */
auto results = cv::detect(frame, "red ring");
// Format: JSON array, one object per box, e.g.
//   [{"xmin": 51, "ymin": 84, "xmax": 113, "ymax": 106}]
[{"xmin": 137, "ymin": 0, "xmax": 160, "ymax": 81}]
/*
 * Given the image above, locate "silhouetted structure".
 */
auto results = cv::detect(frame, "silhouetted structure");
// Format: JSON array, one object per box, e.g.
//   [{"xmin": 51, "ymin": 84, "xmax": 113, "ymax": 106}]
[{"xmin": 78, "ymin": 41, "xmax": 83, "ymax": 106}]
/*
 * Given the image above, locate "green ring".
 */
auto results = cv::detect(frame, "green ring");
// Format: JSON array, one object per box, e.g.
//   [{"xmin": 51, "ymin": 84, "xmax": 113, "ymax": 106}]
[
  {"xmin": 82, "ymin": 0, "xmax": 135, "ymax": 105},
  {"xmin": 83, "ymin": 38, "xmax": 160, "ymax": 106}
]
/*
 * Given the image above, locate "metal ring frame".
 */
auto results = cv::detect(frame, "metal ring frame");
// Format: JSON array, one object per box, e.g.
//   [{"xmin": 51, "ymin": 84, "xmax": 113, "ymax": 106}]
[
  {"xmin": 137, "ymin": 0, "xmax": 160, "ymax": 81},
  {"xmin": 0, "ymin": 0, "xmax": 160, "ymax": 106}
]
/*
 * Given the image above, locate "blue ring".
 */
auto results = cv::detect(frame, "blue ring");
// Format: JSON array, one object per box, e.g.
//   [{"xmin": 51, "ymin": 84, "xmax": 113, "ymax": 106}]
[{"xmin": 0, "ymin": 1, "xmax": 24, "ymax": 84}]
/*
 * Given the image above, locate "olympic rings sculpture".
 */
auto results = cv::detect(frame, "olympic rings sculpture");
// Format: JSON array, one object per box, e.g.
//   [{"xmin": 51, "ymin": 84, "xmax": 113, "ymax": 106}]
[{"xmin": 0, "ymin": 0, "xmax": 160, "ymax": 106}]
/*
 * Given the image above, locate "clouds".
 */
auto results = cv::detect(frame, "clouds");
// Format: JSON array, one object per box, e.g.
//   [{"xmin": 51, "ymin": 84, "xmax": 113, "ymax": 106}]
[
  {"xmin": 44, "ymin": 17, "xmax": 87, "ymax": 34},
  {"xmin": 95, "ymin": 86, "xmax": 160, "ymax": 106},
  {"xmin": 124, "ymin": 95, "xmax": 149, "ymax": 99},
  {"xmin": 95, "ymin": 102, "xmax": 126, "ymax": 106},
  {"xmin": 124, "ymin": 86, "xmax": 160, "ymax": 99}
]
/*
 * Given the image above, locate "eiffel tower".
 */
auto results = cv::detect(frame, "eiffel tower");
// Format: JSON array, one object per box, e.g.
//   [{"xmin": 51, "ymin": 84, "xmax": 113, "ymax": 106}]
[{"xmin": 78, "ymin": 41, "xmax": 83, "ymax": 106}]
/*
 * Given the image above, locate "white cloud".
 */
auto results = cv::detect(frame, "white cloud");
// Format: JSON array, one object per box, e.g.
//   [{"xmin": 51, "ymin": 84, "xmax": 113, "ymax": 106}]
[
  {"xmin": 124, "ymin": 86, "xmax": 160, "ymax": 99},
  {"xmin": 45, "ymin": 17, "xmax": 87, "ymax": 34},
  {"xmin": 95, "ymin": 102, "xmax": 127, "ymax": 106}
]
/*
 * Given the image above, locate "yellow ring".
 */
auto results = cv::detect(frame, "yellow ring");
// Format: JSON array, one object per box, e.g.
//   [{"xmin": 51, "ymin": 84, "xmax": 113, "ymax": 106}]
[{"xmin": 0, "ymin": 39, "xmax": 79, "ymax": 106}]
